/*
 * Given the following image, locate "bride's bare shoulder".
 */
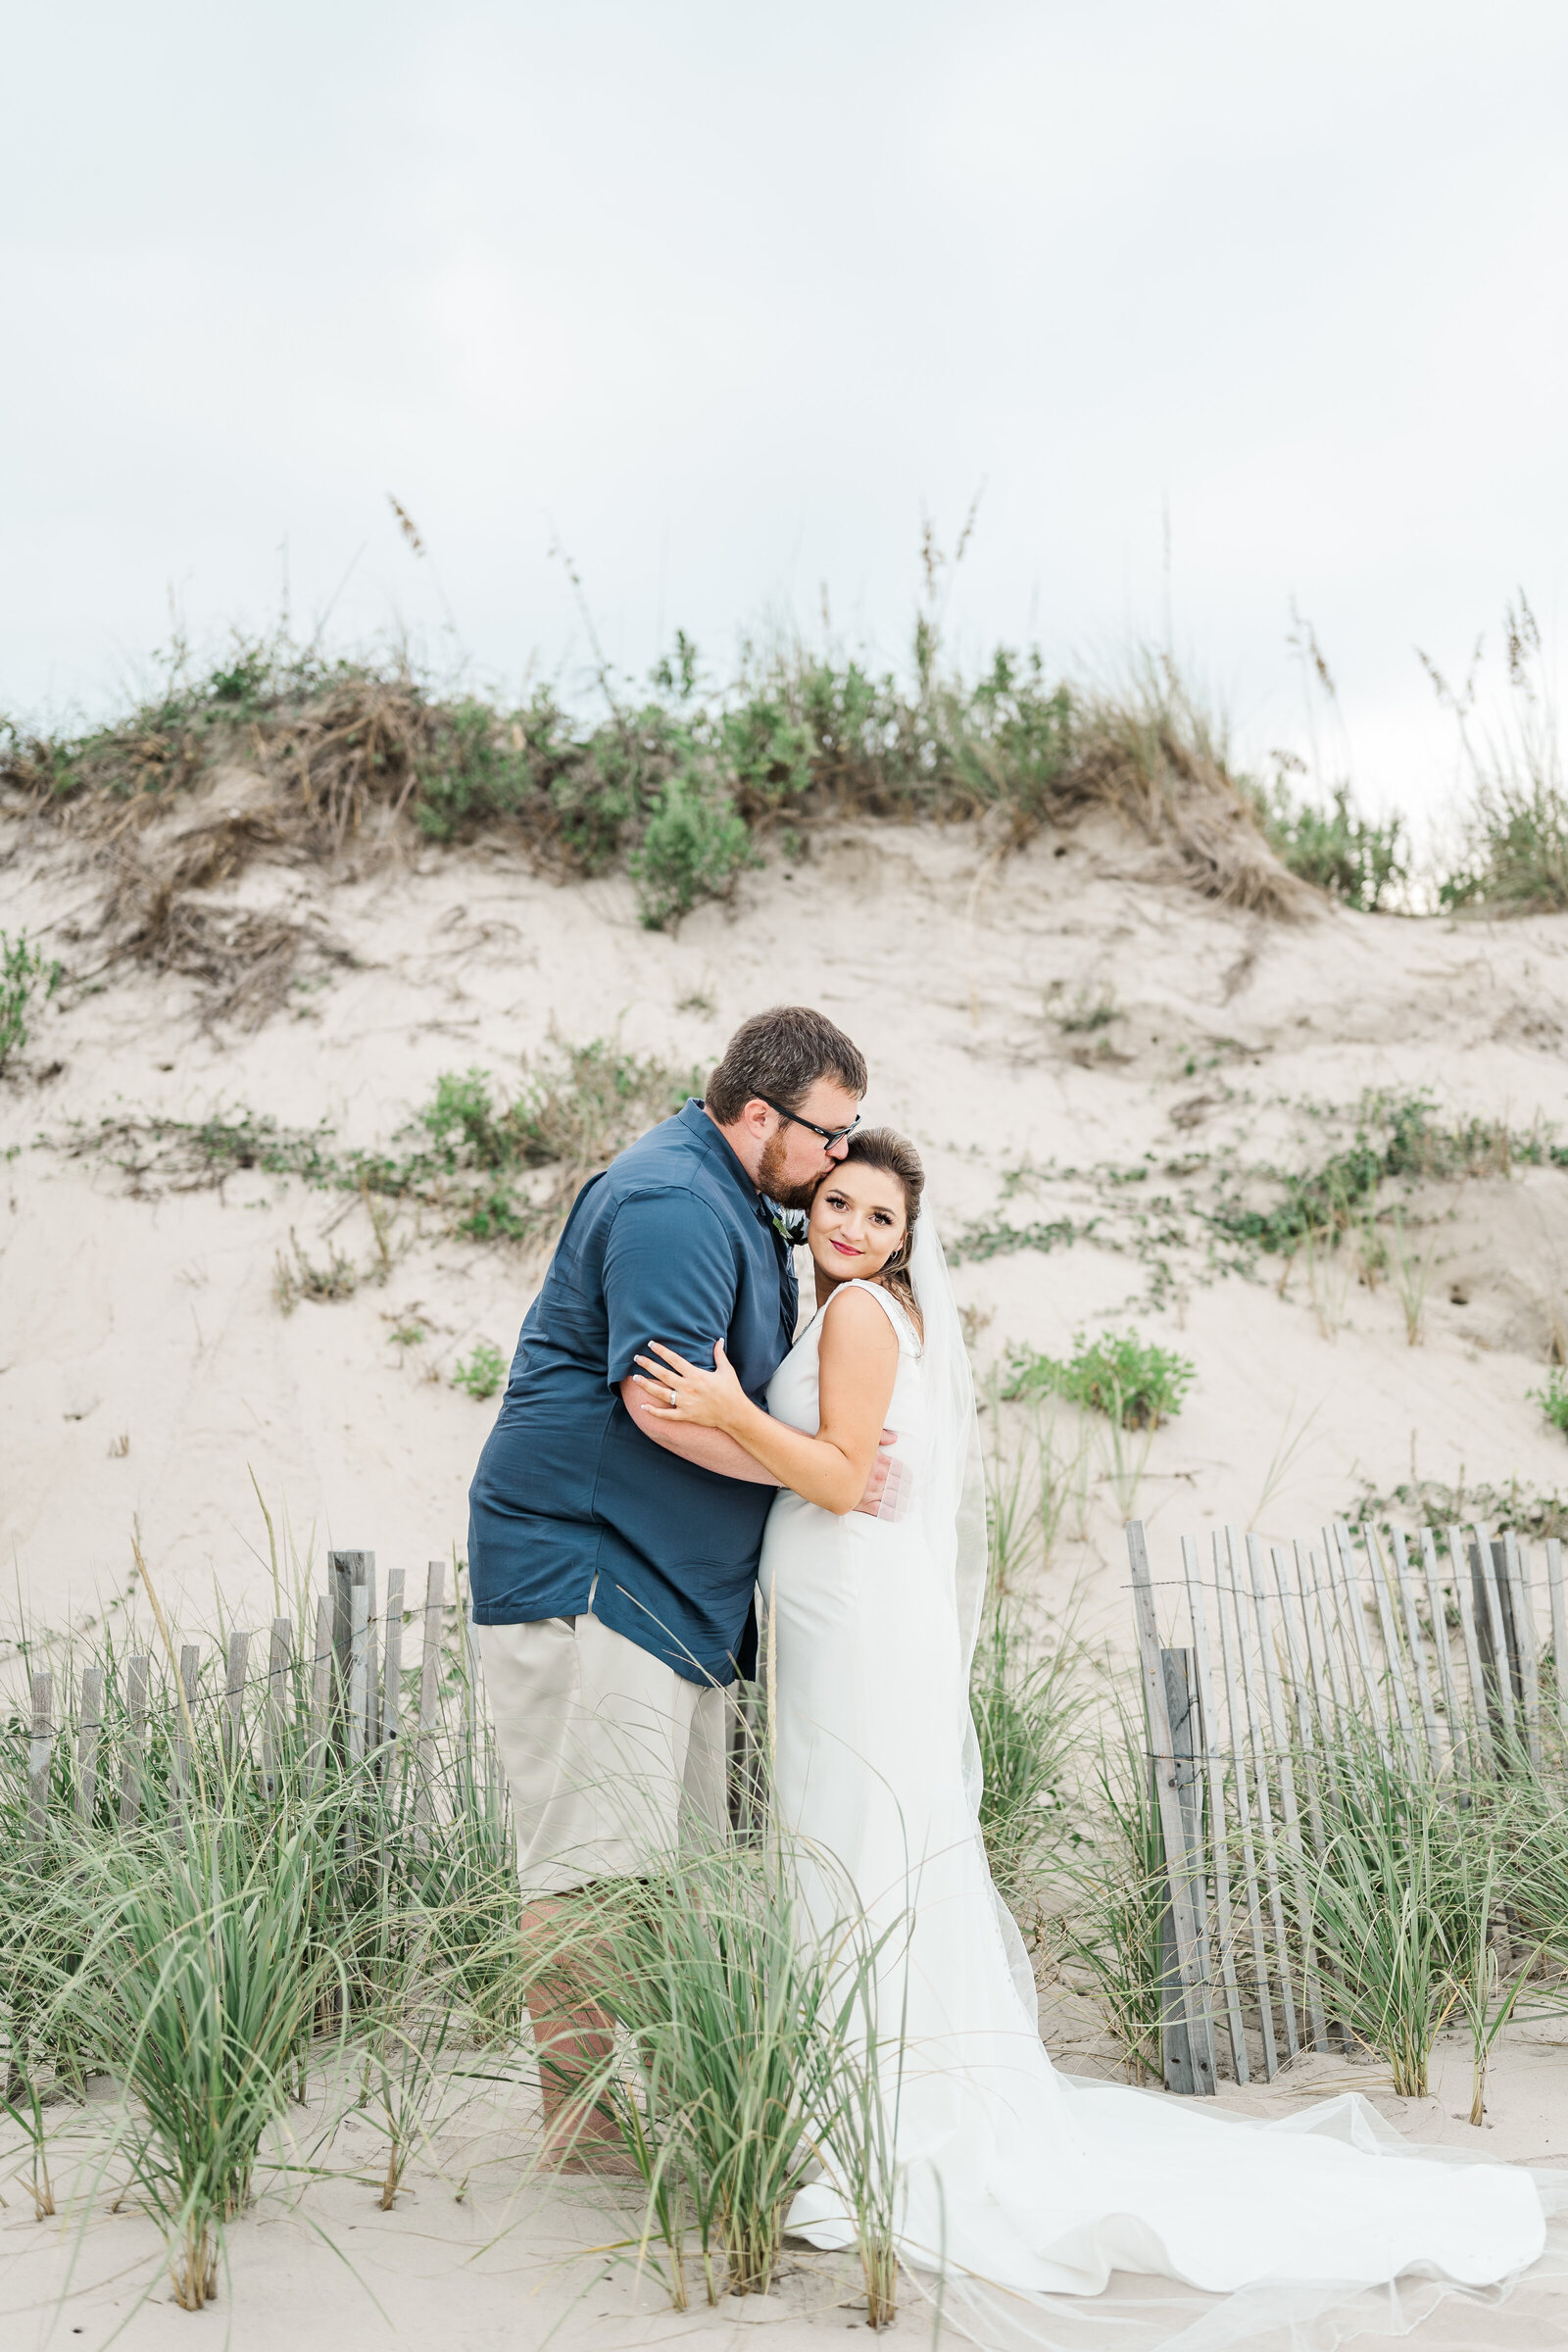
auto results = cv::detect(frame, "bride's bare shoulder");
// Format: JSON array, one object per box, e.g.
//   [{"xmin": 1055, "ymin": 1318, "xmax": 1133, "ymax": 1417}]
[{"xmin": 818, "ymin": 1282, "xmax": 902, "ymax": 1358}]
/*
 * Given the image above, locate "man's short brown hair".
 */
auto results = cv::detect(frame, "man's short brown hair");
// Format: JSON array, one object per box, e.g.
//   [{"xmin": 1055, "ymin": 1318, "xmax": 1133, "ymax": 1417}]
[{"xmin": 705, "ymin": 1005, "xmax": 868, "ymax": 1126}]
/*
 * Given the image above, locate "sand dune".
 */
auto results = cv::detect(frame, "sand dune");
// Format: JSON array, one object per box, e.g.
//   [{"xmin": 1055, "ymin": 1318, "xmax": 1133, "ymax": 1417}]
[{"xmin": 4, "ymin": 814, "xmax": 1567, "ymax": 1645}]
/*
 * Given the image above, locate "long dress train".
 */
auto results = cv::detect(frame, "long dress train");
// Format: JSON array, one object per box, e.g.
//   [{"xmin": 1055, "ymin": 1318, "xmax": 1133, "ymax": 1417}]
[{"xmin": 760, "ymin": 1268, "xmax": 1557, "ymax": 2350}]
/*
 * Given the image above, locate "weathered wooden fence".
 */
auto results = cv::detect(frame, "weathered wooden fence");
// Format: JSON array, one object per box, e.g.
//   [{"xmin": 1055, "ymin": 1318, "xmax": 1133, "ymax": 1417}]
[
  {"xmin": 17, "ymin": 1551, "xmax": 492, "ymax": 1840},
  {"xmin": 1127, "ymin": 1517, "xmax": 1566, "ymax": 2096}
]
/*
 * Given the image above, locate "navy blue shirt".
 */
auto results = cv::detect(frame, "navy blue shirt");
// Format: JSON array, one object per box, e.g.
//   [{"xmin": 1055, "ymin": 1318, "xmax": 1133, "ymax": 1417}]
[{"xmin": 466, "ymin": 1100, "xmax": 798, "ymax": 1686}]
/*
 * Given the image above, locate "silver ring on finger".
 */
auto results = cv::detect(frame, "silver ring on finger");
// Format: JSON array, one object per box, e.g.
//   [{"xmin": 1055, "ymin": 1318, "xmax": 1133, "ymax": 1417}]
[{"xmin": 667, "ymin": 1387, "xmax": 678, "ymax": 1406}]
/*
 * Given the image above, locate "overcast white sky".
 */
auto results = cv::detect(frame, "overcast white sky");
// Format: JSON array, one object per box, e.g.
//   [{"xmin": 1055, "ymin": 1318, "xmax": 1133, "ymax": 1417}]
[{"xmin": 4, "ymin": 2, "xmax": 1565, "ymax": 838}]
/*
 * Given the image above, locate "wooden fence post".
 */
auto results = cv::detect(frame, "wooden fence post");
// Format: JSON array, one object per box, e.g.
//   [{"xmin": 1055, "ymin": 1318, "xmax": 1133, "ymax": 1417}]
[
  {"xmin": 458, "ymin": 1566, "xmax": 481, "ymax": 1814},
  {"xmin": 1306, "ymin": 1543, "xmax": 1353, "ymax": 1731},
  {"xmin": 262, "ymin": 1617, "xmax": 293, "ymax": 1798},
  {"xmin": 1227, "ymin": 1530, "xmax": 1298, "ymax": 2064},
  {"xmin": 170, "ymin": 1645, "xmax": 201, "ymax": 1836},
  {"xmin": 1212, "ymin": 1531, "xmax": 1278, "ymax": 2078},
  {"xmin": 416, "ymin": 1561, "xmax": 445, "ymax": 1834},
  {"xmin": 27, "ymin": 1673, "xmax": 55, "ymax": 1841},
  {"xmin": 76, "ymin": 1667, "xmax": 105, "ymax": 1826},
  {"xmin": 1156, "ymin": 1644, "xmax": 1213, "ymax": 2094},
  {"xmin": 329, "ymin": 1549, "xmax": 374, "ymax": 1757},
  {"xmin": 381, "ymin": 1568, "xmax": 405, "ymax": 1762},
  {"xmin": 1251, "ymin": 1541, "xmax": 1328, "ymax": 2054},
  {"xmin": 1470, "ymin": 1527, "xmax": 1519, "ymax": 1758},
  {"xmin": 223, "ymin": 1631, "xmax": 249, "ymax": 1775},
  {"xmin": 1417, "ymin": 1529, "xmax": 1463, "ymax": 1776},
  {"xmin": 1505, "ymin": 1534, "xmax": 1543, "ymax": 1770},
  {"xmin": 1277, "ymin": 1545, "xmax": 1349, "ymax": 2051},
  {"xmin": 1331, "ymin": 1522, "xmax": 1391, "ymax": 1761},
  {"xmin": 1548, "ymin": 1538, "xmax": 1568, "ymax": 1739},
  {"xmin": 364, "ymin": 1561, "xmax": 380, "ymax": 1763},
  {"xmin": 1361, "ymin": 1525, "xmax": 1417, "ymax": 1749},
  {"xmin": 347, "ymin": 1584, "xmax": 369, "ymax": 1770},
  {"xmin": 1126, "ymin": 1522, "xmax": 1215, "ymax": 2096},
  {"xmin": 1449, "ymin": 1526, "xmax": 1495, "ymax": 1776},
  {"xmin": 308, "ymin": 1596, "xmax": 333, "ymax": 1793},
  {"xmin": 1389, "ymin": 1529, "xmax": 1442, "ymax": 1768},
  {"xmin": 121, "ymin": 1654, "xmax": 149, "ymax": 1827},
  {"xmin": 1181, "ymin": 1538, "xmax": 1247, "ymax": 2082}
]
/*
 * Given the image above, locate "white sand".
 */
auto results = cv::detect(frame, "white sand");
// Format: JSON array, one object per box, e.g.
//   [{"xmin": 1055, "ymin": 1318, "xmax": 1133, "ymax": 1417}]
[
  {"xmin": 4, "ymin": 813, "xmax": 1567, "ymax": 1645},
  {"xmin": 5, "ymin": 2034, "xmax": 1568, "ymax": 2350},
  {"xmin": 5, "ymin": 813, "xmax": 1568, "ymax": 2345}
]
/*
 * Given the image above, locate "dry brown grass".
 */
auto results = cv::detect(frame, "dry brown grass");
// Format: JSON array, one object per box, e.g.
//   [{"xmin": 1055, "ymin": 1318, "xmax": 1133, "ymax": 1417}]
[
  {"xmin": 14, "ymin": 672, "xmax": 433, "ymax": 853},
  {"xmin": 3, "ymin": 639, "xmax": 1308, "ymax": 1027},
  {"xmin": 1056, "ymin": 670, "xmax": 1314, "ymax": 918},
  {"xmin": 5, "ymin": 670, "xmax": 442, "ymax": 1024}
]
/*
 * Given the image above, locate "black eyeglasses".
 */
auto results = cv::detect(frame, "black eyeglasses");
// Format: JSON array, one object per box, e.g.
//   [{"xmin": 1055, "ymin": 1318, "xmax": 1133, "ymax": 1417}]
[{"xmin": 758, "ymin": 1095, "xmax": 861, "ymax": 1148}]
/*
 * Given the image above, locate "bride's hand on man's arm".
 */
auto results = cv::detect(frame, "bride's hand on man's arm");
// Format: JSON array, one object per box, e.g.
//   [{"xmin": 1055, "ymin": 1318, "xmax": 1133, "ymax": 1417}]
[
  {"xmin": 632, "ymin": 1339, "xmax": 908, "ymax": 1518},
  {"xmin": 633, "ymin": 1338, "xmax": 750, "ymax": 1431}
]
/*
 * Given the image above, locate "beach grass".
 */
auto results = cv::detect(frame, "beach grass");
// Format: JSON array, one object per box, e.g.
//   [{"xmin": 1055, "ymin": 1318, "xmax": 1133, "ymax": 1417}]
[
  {"xmin": 1058, "ymin": 1714, "xmax": 1167, "ymax": 2083},
  {"xmin": 532, "ymin": 1840, "xmax": 903, "ymax": 2315},
  {"xmin": 57, "ymin": 1032, "xmax": 699, "ymax": 1257},
  {"xmin": 1429, "ymin": 596, "xmax": 1568, "ymax": 915},
  {"xmin": 0, "ymin": 625, "xmax": 1307, "ymax": 1008},
  {"xmin": 970, "ymin": 1595, "xmax": 1080, "ymax": 1925},
  {"xmin": 0, "ymin": 926, "xmax": 61, "ymax": 1072}
]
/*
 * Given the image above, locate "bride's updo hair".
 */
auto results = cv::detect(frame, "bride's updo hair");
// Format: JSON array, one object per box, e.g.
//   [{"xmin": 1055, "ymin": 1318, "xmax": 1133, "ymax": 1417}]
[{"xmin": 836, "ymin": 1127, "xmax": 925, "ymax": 1336}]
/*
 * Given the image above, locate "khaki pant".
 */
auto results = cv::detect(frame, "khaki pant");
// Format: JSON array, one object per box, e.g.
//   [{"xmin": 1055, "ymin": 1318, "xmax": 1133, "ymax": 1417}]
[{"xmin": 477, "ymin": 1609, "xmax": 729, "ymax": 1895}]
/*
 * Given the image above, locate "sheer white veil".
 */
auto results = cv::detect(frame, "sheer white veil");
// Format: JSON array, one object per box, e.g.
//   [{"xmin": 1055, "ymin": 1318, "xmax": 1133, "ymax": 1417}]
[{"xmin": 908, "ymin": 1211, "xmax": 1040, "ymax": 2026}]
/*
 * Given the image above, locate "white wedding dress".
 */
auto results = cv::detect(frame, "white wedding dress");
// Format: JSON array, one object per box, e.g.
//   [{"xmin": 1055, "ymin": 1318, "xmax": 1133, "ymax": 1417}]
[{"xmin": 759, "ymin": 1240, "xmax": 1558, "ymax": 2352}]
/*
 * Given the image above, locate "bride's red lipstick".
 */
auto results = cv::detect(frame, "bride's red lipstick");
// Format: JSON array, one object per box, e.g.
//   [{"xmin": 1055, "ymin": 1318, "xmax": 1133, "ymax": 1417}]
[{"xmin": 829, "ymin": 1237, "xmax": 859, "ymax": 1257}]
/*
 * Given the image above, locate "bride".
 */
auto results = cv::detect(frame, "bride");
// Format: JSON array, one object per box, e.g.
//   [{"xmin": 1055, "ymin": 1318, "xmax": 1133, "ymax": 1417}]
[{"xmin": 634, "ymin": 1130, "xmax": 1550, "ymax": 2338}]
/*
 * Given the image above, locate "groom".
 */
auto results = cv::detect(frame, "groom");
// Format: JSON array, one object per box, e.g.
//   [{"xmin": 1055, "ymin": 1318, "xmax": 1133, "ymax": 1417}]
[{"xmin": 467, "ymin": 1004, "xmax": 896, "ymax": 2162}]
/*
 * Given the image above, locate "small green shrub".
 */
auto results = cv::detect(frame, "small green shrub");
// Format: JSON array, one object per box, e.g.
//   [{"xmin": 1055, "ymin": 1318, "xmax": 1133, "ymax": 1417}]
[
  {"xmin": 718, "ymin": 694, "xmax": 812, "ymax": 809},
  {"xmin": 0, "ymin": 929, "xmax": 62, "ymax": 1072},
  {"xmin": 1251, "ymin": 779, "xmax": 1407, "ymax": 911},
  {"xmin": 1531, "ymin": 1367, "xmax": 1568, "ymax": 1437},
  {"xmin": 629, "ymin": 773, "xmax": 755, "ymax": 929},
  {"xmin": 1003, "ymin": 1329, "xmax": 1194, "ymax": 1429},
  {"xmin": 453, "ymin": 1341, "xmax": 506, "ymax": 1400}
]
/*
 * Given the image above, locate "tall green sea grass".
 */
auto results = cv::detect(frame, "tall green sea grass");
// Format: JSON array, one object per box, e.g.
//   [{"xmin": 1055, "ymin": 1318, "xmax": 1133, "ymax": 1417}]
[
  {"xmin": 525, "ymin": 1827, "xmax": 907, "ymax": 2316},
  {"xmin": 1059, "ymin": 1713, "xmax": 1166, "ymax": 2083},
  {"xmin": 1304, "ymin": 1735, "xmax": 1471, "ymax": 2098},
  {"xmin": 970, "ymin": 1598, "xmax": 1079, "ymax": 1925},
  {"xmin": 73, "ymin": 1805, "xmax": 340, "ymax": 2306},
  {"xmin": 0, "ymin": 1567, "xmax": 522, "ymax": 2305},
  {"xmin": 1429, "ymin": 595, "xmax": 1568, "ymax": 914},
  {"xmin": 20, "ymin": 1514, "xmax": 1568, "ymax": 2322}
]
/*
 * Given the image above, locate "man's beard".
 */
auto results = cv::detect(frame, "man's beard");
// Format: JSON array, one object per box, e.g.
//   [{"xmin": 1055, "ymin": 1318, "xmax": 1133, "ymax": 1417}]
[{"xmin": 758, "ymin": 1131, "xmax": 818, "ymax": 1212}]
